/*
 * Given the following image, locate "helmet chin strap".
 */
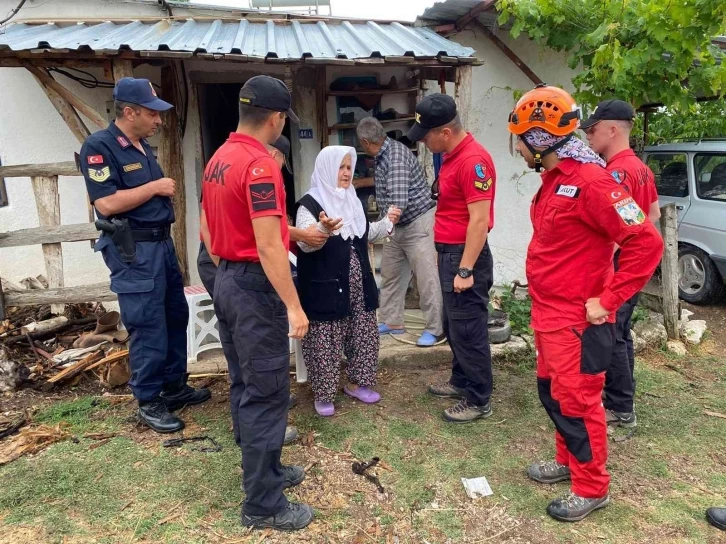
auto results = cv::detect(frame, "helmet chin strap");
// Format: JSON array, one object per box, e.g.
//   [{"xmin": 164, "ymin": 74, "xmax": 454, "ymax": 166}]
[{"xmin": 522, "ymin": 134, "xmax": 573, "ymax": 172}]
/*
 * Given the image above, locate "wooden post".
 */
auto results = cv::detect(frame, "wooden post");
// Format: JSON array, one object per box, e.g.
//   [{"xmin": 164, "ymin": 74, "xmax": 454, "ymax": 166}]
[
  {"xmin": 31, "ymin": 175, "xmax": 65, "ymax": 315},
  {"xmin": 159, "ymin": 65, "xmax": 189, "ymax": 285},
  {"xmin": 112, "ymin": 60, "xmax": 134, "ymax": 81},
  {"xmin": 0, "ymin": 276, "xmax": 6, "ymax": 321},
  {"xmin": 659, "ymin": 203, "xmax": 679, "ymax": 339},
  {"xmin": 454, "ymin": 65, "xmax": 472, "ymax": 130},
  {"xmin": 316, "ymin": 66, "xmax": 329, "ymax": 147}
]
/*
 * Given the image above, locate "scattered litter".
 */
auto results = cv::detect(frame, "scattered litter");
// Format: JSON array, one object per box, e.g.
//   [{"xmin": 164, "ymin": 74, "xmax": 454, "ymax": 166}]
[
  {"xmin": 0, "ymin": 411, "xmax": 29, "ymax": 440},
  {"xmin": 0, "ymin": 423, "xmax": 70, "ymax": 465},
  {"xmin": 52, "ymin": 344, "xmax": 106, "ymax": 366},
  {"xmin": 162, "ymin": 436, "xmax": 222, "ymax": 453},
  {"xmin": 352, "ymin": 457, "xmax": 384, "ymax": 493},
  {"xmin": 461, "ymin": 476, "xmax": 493, "ymax": 499}
]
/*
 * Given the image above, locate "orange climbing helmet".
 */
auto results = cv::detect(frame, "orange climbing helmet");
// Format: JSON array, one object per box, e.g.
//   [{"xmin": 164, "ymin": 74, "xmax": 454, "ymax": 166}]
[{"xmin": 507, "ymin": 84, "xmax": 581, "ymax": 137}]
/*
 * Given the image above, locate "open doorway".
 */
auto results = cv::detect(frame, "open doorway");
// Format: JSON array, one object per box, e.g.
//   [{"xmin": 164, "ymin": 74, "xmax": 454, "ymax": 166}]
[{"xmin": 198, "ymin": 83, "xmax": 296, "ymax": 214}]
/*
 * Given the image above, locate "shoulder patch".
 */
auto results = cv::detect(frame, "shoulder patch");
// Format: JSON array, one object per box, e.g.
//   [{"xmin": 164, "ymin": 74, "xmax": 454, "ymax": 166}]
[
  {"xmin": 612, "ymin": 196, "xmax": 646, "ymax": 226},
  {"xmin": 123, "ymin": 162, "xmax": 143, "ymax": 173},
  {"xmin": 555, "ymin": 184, "xmax": 580, "ymax": 198},
  {"xmin": 88, "ymin": 166, "xmax": 111, "ymax": 183},
  {"xmin": 87, "ymin": 155, "xmax": 104, "ymax": 165},
  {"xmin": 474, "ymin": 178, "xmax": 492, "ymax": 191},
  {"xmin": 249, "ymin": 182, "xmax": 277, "ymax": 212},
  {"xmin": 474, "ymin": 163, "xmax": 487, "ymax": 179},
  {"xmin": 611, "ymin": 169, "xmax": 627, "ymax": 184},
  {"xmin": 605, "ymin": 189, "xmax": 628, "ymax": 203},
  {"xmin": 249, "ymin": 163, "xmax": 272, "ymax": 180},
  {"xmin": 116, "ymin": 136, "xmax": 130, "ymax": 148}
]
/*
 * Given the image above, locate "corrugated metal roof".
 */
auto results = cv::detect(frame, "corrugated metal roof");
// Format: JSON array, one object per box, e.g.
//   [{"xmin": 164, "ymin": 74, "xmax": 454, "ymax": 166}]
[
  {"xmin": 418, "ymin": 0, "xmax": 515, "ymax": 29},
  {"xmin": 0, "ymin": 19, "xmax": 475, "ymax": 59}
]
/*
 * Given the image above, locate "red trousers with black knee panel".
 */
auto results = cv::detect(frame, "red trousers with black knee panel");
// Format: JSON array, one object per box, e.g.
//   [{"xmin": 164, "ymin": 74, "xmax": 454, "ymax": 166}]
[{"xmin": 535, "ymin": 323, "xmax": 614, "ymax": 499}]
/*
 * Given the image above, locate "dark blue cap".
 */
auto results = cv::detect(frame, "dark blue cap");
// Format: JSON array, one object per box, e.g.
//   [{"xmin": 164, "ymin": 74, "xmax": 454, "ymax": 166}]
[{"xmin": 112, "ymin": 77, "xmax": 173, "ymax": 111}]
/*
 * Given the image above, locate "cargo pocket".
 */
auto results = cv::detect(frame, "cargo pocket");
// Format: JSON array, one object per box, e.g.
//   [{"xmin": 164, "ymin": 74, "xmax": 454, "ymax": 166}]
[
  {"xmin": 110, "ymin": 278, "xmax": 155, "ymax": 330},
  {"xmin": 552, "ymin": 373, "xmax": 605, "ymax": 417},
  {"xmin": 248, "ymin": 353, "xmax": 289, "ymax": 399}
]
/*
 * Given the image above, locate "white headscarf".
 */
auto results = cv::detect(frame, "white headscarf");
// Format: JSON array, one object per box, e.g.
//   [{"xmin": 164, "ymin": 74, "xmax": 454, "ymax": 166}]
[{"xmin": 306, "ymin": 146, "xmax": 367, "ymax": 241}]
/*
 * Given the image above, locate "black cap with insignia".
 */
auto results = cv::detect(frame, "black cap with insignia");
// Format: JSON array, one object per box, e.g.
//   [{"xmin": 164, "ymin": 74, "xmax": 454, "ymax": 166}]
[
  {"xmin": 239, "ymin": 75, "xmax": 299, "ymax": 124},
  {"xmin": 407, "ymin": 93, "xmax": 457, "ymax": 142},
  {"xmin": 271, "ymin": 135, "xmax": 292, "ymax": 174},
  {"xmin": 581, "ymin": 99, "xmax": 635, "ymax": 130}
]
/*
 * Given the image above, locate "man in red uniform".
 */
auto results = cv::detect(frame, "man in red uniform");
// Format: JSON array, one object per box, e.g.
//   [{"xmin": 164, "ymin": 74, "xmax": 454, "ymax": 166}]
[
  {"xmin": 582, "ymin": 99, "xmax": 661, "ymax": 429},
  {"xmin": 507, "ymin": 85, "xmax": 663, "ymax": 521},
  {"xmin": 201, "ymin": 76, "xmax": 312, "ymax": 532},
  {"xmin": 407, "ymin": 94, "xmax": 497, "ymax": 423}
]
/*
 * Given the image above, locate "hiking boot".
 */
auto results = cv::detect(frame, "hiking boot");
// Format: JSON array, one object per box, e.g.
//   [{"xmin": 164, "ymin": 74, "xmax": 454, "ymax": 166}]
[
  {"xmin": 546, "ymin": 492, "xmax": 610, "ymax": 522},
  {"xmin": 282, "ymin": 464, "xmax": 305, "ymax": 489},
  {"xmin": 442, "ymin": 398, "xmax": 492, "ymax": 423},
  {"xmin": 527, "ymin": 460, "xmax": 571, "ymax": 484},
  {"xmin": 161, "ymin": 373, "xmax": 212, "ymax": 412},
  {"xmin": 288, "ymin": 393, "xmax": 298, "ymax": 410},
  {"xmin": 138, "ymin": 400, "xmax": 184, "ymax": 433},
  {"xmin": 706, "ymin": 507, "xmax": 726, "ymax": 531},
  {"xmin": 605, "ymin": 409, "xmax": 637, "ymax": 428},
  {"xmin": 284, "ymin": 425, "xmax": 299, "ymax": 445},
  {"xmin": 241, "ymin": 502, "xmax": 314, "ymax": 532},
  {"xmin": 428, "ymin": 382, "xmax": 466, "ymax": 399}
]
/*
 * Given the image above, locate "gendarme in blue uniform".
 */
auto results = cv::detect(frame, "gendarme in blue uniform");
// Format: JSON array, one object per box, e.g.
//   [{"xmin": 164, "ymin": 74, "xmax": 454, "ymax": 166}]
[{"xmin": 79, "ymin": 80, "xmax": 188, "ymax": 406}]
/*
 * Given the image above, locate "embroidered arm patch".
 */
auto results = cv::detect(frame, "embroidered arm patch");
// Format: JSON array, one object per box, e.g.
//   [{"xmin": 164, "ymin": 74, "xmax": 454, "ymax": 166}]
[
  {"xmin": 473, "ymin": 163, "xmax": 492, "ymax": 191},
  {"xmin": 249, "ymin": 183, "xmax": 277, "ymax": 212},
  {"xmin": 88, "ymin": 166, "xmax": 111, "ymax": 183},
  {"xmin": 610, "ymin": 194, "xmax": 646, "ymax": 226}
]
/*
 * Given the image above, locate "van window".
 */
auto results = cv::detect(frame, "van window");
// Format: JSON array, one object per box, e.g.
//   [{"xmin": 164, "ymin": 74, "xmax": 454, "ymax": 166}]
[
  {"xmin": 647, "ymin": 153, "xmax": 688, "ymax": 198},
  {"xmin": 694, "ymin": 153, "xmax": 726, "ymax": 202}
]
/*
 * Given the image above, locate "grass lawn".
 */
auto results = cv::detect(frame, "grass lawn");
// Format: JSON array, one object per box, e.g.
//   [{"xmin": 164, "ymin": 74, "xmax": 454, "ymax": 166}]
[{"xmin": 1, "ymin": 342, "xmax": 725, "ymax": 543}]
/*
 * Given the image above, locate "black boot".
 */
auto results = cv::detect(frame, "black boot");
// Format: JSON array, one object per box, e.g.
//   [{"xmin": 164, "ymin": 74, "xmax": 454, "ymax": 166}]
[
  {"xmin": 241, "ymin": 502, "xmax": 314, "ymax": 532},
  {"xmin": 160, "ymin": 373, "xmax": 212, "ymax": 411},
  {"xmin": 138, "ymin": 400, "xmax": 185, "ymax": 433}
]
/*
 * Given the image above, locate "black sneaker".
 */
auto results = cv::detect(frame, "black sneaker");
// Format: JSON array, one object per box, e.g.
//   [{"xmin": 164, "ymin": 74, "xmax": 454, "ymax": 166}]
[
  {"xmin": 527, "ymin": 460, "xmax": 571, "ymax": 483},
  {"xmin": 442, "ymin": 398, "xmax": 492, "ymax": 423},
  {"xmin": 284, "ymin": 425, "xmax": 299, "ymax": 445},
  {"xmin": 138, "ymin": 400, "xmax": 184, "ymax": 433},
  {"xmin": 241, "ymin": 502, "xmax": 314, "ymax": 532},
  {"xmin": 288, "ymin": 393, "xmax": 298, "ymax": 410},
  {"xmin": 605, "ymin": 409, "xmax": 637, "ymax": 428},
  {"xmin": 706, "ymin": 507, "xmax": 726, "ymax": 531},
  {"xmin": 282, "ymin": 465, "xmax": 305, "ymax": 489},
  {"xmin": 161, "ymin": 374, "xmax": 212, "ymax": 412},
  {"xmin": 547, "ymin": 492, "xmax": 609, "ymax": 522}
]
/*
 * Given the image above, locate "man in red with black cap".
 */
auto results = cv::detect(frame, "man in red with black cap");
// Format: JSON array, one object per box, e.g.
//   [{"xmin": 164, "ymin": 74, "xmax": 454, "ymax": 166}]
[
  {"xmin": 507, "ymin": 85, "xmax": 663, "ymax": 522},
  {"xmin": 407, "ymin": 94, "xmax": 497, "ymax": 424},
  {"xmin": 582, "ymin": 99, "xmax": 661, "ymax": 430},
  {"xmin": 201, "ymin": 76, "xmax": 313, "ymax": 532}
]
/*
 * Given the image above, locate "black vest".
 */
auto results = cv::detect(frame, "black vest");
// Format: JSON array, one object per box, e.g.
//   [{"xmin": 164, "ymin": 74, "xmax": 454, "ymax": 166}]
[{"xmin": 295, "ymin": 195, "xmax": 379, "ymax": 322}]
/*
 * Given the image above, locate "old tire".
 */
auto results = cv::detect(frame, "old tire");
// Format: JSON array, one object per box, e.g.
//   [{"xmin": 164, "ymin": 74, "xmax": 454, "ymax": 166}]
[
  {"xmin": 677, "ymin": 245, "xmax": 726, "ymax": 305},
  {"xmin": 488, "ymin": 310, "xmax": 512, "ymax": 344}
]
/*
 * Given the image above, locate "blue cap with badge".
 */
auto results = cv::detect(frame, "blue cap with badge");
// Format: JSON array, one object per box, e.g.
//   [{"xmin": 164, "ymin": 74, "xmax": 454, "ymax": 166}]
[{"xmin": 113, "ymin": 77, "xmax": 173, "ymax": 111}]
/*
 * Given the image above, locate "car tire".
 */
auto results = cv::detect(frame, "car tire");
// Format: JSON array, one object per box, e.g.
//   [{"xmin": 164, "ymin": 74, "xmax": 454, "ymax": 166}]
[
  {"xmin": 488, "ymin": 309, "xmax": 512, "ymax": 344},
  {"xmin": 677, "ymin": 245, "xmax": 726, "ymax": 305}
]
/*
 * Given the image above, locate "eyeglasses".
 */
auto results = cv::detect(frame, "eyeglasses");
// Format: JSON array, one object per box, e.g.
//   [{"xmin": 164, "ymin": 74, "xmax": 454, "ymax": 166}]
[{"xmin": 431, "ymin": 176, "xmax": 439, "ymax": 201}]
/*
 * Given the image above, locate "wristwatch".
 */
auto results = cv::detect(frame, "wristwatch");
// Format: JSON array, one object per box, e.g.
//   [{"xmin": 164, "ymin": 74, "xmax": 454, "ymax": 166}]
[{"xmin": 457, "ymin": 267, "xmax": 473, "ymax": 279}]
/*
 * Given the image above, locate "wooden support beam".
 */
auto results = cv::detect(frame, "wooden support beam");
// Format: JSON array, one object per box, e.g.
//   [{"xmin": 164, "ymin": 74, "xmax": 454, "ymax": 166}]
[
  {"xmin": 32, "ymin": 74, "xmax": 91, "ymax": 145},
  {"xmin": 21, "ymin": 60, "xmax": 108, "ymax": 130},
  {"xmin": 474, "ymin": 21, "xmax": 543, "ymax": 85},
  {"xmin": 659, "ymin": 203, "xmax": 680, "ymax": 340},
  {"xmin": 316, "ymin": 66, "xmax": 328, "ymax": 148},
  {"xmin": 159, "ymin": 64, "xmax": 189, "ymax": 285},
  {"xmin": 454, "ymin": 65, "xmax": 472, "ymax": 130},
  {"xmin": 112, "ymin": 59, "xmax": 134, "ymax": 81},
  {"xmin": 455, "ymin": 0, "xmax": 497, "ymax": 31},
  {"xmin": 0, "ymin": 162, "xmax": 80, "ymax": 178},
  {"xmin": 4, "ymin": 283, "xmax": 116, "ymax": 307},
  {"xmin": 31, "ymin": 176, "xmax": 65, "ymax": 315},
  {"xmin": 0, "ymin": 223, "xmax": 98, "ymax": 249}
]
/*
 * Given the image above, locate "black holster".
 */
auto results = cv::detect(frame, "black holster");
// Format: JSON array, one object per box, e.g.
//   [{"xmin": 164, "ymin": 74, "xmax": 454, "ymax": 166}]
[{"xmin": 95, "ymin": 218, "xmax": 136, "ymax": 263}]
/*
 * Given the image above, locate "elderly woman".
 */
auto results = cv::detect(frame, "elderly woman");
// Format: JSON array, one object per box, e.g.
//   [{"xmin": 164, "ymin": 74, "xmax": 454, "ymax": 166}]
[{"xmin": 296, "ymin": 146, "xmax": 400, "ymax": 416}]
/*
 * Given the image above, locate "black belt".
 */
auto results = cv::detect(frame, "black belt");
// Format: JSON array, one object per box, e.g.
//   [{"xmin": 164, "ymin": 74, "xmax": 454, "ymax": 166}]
[
  {"xmin": 221, "ymin": 259, "xmax": 265, "ymax": 274},
  {"xmin": 435, "ymin": 243, "xmax": 466, "ymax": 254},
  {"xmin": 132, "ymin": 226, "xmax": 171, "ymax": 242}
]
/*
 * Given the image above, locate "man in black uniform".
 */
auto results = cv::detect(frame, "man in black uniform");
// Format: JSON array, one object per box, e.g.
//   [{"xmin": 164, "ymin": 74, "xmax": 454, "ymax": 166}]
[{"xmin": 80, "ymin": 78, "xmax": 210, "ymax": 433}]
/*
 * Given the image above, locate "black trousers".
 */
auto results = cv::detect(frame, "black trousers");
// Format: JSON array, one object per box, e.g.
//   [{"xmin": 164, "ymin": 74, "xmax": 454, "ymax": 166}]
[
  {"xmin": 436, "ymin": 242, "xmax": 494, "ymax": 407},
  {"xmin": 197, "ymin": 241, "xmax": 217, "ymax": 297},
  {"xmin": 214, "ymin": 260, "xmax": 290, "ymax": 517},
  {"xmin": 603, "ymin": 292, "xmax": 639, "ymax": 413}
]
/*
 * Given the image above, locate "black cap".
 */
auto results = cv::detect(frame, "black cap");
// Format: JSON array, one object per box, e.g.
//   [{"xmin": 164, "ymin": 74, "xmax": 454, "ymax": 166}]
[
  {"xmin": 581, "ymin": 99, "xmax": 635, "ymax": 130},
  {"xmin": 407, "ymin": 93, "xmax": 457, "ymax": 142},
  {"xmin": 113, "ymin": 77, "xmax": 172, "ymax": 111},
  {"xmin": 239, "ymin": 75, "xmax": 299, "ymax": 124},
  {"xmin": 271, "ymin": 135, "xmax": 292, "ymax": 174}
]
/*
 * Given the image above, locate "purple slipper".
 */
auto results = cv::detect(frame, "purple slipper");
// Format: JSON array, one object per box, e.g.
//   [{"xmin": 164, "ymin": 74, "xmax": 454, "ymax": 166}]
[
  {"xmin": 314, "ymin": 401, "xmax": 335, "ymax": 417},
  {"xmin": 344, "ymin": 386, "xmax": 381, "ymax": 404}
]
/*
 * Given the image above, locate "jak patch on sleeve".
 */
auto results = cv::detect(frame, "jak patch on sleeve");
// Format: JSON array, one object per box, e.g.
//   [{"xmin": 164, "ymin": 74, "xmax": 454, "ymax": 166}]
[{"xmin": 249, "ymin": 183, "xmax": 277, "ymax": 212}]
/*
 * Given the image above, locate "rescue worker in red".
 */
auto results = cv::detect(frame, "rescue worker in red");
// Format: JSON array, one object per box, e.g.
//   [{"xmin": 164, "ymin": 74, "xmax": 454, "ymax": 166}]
[
  {"xmin": 407, "ymin": 94, "xmax": 497, "ymax": 424},
  {"xmin": 202, "ymin": 76, "xmax": 313, "ymax": 532},
  {"xmin": 582, "ymin": 100, "xmax": 661, "ymax": 430},
  {"xmin": 507, "ymin": 85, "xmax": 663, "ymax": 522}
]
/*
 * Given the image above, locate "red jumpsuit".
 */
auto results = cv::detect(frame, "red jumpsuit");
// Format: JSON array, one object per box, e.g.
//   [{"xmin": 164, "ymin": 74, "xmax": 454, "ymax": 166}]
[{"xmin": 526, "ymin": 158, "xmax": 663, "ymax": 498}]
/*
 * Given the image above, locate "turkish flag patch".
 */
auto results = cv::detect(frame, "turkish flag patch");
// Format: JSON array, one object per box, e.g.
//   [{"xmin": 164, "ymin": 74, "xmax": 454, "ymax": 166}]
[
  {"xmin": 87, "ymin": 155, "xmax": 104, "ymax": 165},
  {"xmin": 605, "ymin": 189, "xmax": 627, "ymax": 203},
  {"xmin": 249, "ymin": 183, "xmax": 277, "ymax": 212},
  {"xmin": 249, "ymin": 164, "xmax": 272, "ymax": 180}
]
